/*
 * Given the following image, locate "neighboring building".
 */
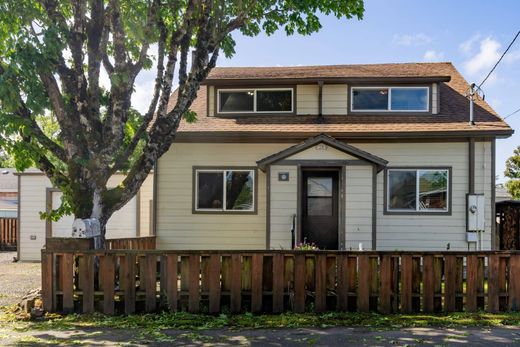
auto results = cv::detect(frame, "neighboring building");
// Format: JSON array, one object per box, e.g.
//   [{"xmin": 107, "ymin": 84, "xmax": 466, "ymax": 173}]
[
  {"xmin": 154, "ymin": 62, "xmax": 513, "ymax": 251},
  {"xmin": 0, "ymin": 168, "xmax": 18, "ymax": 218},
  {"xmin": 17, "ymin": 170, "xmax": 154, "ymax": 261},
  {"xmin": 496, "ymin": 186, "xmax": 513, "ymax": 202}
]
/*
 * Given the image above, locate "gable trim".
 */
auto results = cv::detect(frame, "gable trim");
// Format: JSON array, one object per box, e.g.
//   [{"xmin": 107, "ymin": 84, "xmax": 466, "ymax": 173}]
[{"xmin": 257, "ymin": 134, "xmax": 388, "ymax": 171}]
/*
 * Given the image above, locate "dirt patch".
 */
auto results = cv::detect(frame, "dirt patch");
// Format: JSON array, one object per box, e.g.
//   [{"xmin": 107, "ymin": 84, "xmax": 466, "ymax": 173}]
[{"xmin": 0, "ymin": 252, "xmax": 41, "ymax": 307}]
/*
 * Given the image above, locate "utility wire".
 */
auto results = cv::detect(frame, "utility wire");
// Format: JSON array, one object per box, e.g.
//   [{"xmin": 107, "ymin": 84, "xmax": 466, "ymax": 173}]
[
  {"xmin": 504, "ymin": 107, "xmax": 520, "ymax": 120},
  {"xmin": 478, "ymin": 30, "xmax": 520, "ymax": 89}
]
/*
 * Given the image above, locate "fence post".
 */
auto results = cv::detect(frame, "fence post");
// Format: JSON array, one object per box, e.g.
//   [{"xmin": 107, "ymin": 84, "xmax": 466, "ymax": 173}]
[{"xmin": 41, "ymin": 251, "xmax": 54, "ymax": 312}]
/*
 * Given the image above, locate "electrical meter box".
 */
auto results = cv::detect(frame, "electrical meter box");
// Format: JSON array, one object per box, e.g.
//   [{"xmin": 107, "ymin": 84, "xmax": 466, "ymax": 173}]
[{"xmin": 467, "ymin": 194, "xmax": 485, "ymax": 231}]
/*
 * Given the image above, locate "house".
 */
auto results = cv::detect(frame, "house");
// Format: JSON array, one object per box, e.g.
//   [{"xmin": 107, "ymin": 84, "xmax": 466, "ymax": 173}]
[
  {"xmin": 16, "ymin": 170, "xmax": 154, "ymax": 261},
  {"xmin": 0, "ymin": 168, "xmax": 18, "ymax": 250},
  {"xmin": 152, "ymin": 62, "xmax": 513, "ymax": 252},
  {"xmin": 0, "ymin": 168, "xmax": 17, "ymax": 218}
]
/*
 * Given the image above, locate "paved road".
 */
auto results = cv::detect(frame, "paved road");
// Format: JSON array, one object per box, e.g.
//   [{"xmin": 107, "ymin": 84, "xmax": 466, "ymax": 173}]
[
  {"xmin": 1, "ymin": 325, "xmax": 520, "ymax": 346},
  {"xmin": 0, "ymin": 252, "xmax": 41, "ymax": 307}
]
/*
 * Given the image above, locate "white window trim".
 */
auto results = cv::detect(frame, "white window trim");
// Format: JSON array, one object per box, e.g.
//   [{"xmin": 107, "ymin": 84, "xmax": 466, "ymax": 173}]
[
  {"xmin": 386, "ymin": 168, "xmax": 449, "ymax": 213},
  {"xmin": 351, "ymin": 86, "xmax": 430, "ymax": 112},
  {"xmin": 195, "ymin": 169, "xmax": 255, "ymax": 212},
  {"xmin": 217, "ymin": 88, "xmax": 294, "ymax": 114}
]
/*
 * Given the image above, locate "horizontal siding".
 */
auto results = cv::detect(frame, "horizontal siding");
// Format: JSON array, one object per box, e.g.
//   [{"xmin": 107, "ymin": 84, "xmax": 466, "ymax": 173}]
[
  {"xmin": 138, "ymin": 175, "xmax": 154, "ymax": 236},
  {"xmin": 156, "ymin": 143, "xmax": 292, "ymax": 250},
  {"xmin": 345, "ymin": 165, "xmax": 373, "ymax": 250},
  {"xmin": 296, "ymin": 85, "xmax": 319, "ymax": 115},
  {"xmin": 322, "ymin": 84, "xmax": 348, "ymax": 115},
  {"xmin": 270, "ymin": 166, "xmax": 298, "ymax": 249}
]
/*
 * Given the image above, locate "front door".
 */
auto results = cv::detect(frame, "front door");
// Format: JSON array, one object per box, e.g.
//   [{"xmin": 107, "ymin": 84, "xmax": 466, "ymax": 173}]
[{"xmin": 301, "ymin": 170, "xmax": 339, "ymax": 249}]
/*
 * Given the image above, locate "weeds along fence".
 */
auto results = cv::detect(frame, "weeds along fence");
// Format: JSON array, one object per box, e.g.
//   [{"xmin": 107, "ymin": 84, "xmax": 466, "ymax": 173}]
[{"xmin": 41, "ymin": 250, "xmax": 520, "ymax": 315}]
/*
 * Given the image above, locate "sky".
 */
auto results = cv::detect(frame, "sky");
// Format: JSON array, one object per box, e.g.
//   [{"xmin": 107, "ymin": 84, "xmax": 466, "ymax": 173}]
[{"xmin": 132, "ymin": 0, "xmax": 520, "ymax": 183}]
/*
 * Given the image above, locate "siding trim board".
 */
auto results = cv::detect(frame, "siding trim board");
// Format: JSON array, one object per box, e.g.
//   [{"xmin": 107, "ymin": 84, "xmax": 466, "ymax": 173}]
[
  {"xmin": 191, "ymin": 166, "xmax": 259, "ymax": 215},
  {"xmin": 266, "ymin": 166, "xmax": 271, "ymax": 249},
  {"xmin": 372, "ymin": 165, "xmax": 377, "ymax": 250},
  {"xmin": 383, "ymin": 166, "xmax": 453, "ymax": 216},
  {"xmin": 16, "ymin": 175, "xmax": 21, "ymax": 260},
  {"xmin": 491, "ymin": 139, "xmax": 496, "ymax": 250}
]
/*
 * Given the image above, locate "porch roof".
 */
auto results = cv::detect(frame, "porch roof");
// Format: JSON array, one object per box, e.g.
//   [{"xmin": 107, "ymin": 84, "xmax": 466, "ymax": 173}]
[{"xmin": 256, "ymin": 134, "xmax": 388, "ymax": 171}]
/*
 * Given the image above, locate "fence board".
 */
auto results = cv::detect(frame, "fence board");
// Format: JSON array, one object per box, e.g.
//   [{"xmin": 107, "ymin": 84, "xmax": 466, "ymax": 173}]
[
  {"xmin": 401, "ymin": 255, "xmax": 413, "ymax": 313},
  {"xmin": 488, "ymin": 255, "xmax": 500, "ymax": 313},
  {"xmin": 230, "ymin": 254, "xmax": 242, "ymax": 313},
  {"xmin": 315, "ymin": 254, "xmax": 327, "ymax": 313},
  {"xmin": 123, "ymin": 254, "xmax": 136, "ymax": 314},
  {"xmin": 422, "ymin": 255, "xmax": 434, "ymax": 313},
  {"xmin": 208, "ymin": 255, "xmax": 221, "ymax": 313},
  {"xmin": 509, "ymin": 255, "xmax": 520, "ymax": 311},
  {"xmin": 61, "ymin": 253, "xmax": 74, "ymax": 314},
  {"xmin": 81, "ymin": 255, "xmax": 94, "ymax": 314},
  {"xmin": 251, "ymin": 254, "xmax": 263, "ymax": 313},
  {"xmin": 188, "ymin": 255, "xmax": 200, "ymax": 313},
  {"xmin": 357, "ymin": 255, "xmax": 370, "ymax": 312},
  {"xmin": 0, "ymin": 218, "xmax": 17, "ymax": 250},
  {"xmin": 466, "ymin": 255, "xmax": 478, "ymax": 312},
  {"xmin": 272, "ymin": 254, "xmax": 285, "ymax": 313},
  {"xmin": 41, "ymin": 250, "xmax": 520, "ymax": 316},
  {"xmin": 294, "ymin": 254, "xmax": 306, "ymax": 313},
  {"xmin": 145, "ymin": 255, "xmax": 157, "ymax": 312},
  {"xmin": 379, "ymin": 255, "xmax": 393, "ymax": 314},
  {"xmin": 101, "ymin": 255, "xmax": 115, "ymax": 315}
]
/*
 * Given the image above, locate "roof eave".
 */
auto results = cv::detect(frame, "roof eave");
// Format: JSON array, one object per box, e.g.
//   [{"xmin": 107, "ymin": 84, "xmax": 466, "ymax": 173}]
[{"xmin": 201, "ymin": 76, "xmax": 451, "ymax": 86}]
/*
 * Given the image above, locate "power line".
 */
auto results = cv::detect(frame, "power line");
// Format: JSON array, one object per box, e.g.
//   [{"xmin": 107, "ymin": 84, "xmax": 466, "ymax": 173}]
[
  {"xmin": 504, "ymin": 107, "xmax": 520, "ymax": 120},
  {"xmin": 478, "ymin": 30, "xmax": 520, "ymax": 89}
]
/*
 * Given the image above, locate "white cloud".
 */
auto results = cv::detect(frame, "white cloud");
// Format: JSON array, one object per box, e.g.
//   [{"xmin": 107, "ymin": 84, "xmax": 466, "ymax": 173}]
[
  {"xmin": 459, "ymin": 34, "xmax": 481, "ymax": 54},
  {"xmin": 392, "ymin": 33, "xmax": 432, "ymax": 46},
  {"xmin": 423, "ymin": 50, "xmax": 445, "ymax": 62},
  {"xmin": 463, "ymin": 37, "xmax": 501, "ymax": 76}
]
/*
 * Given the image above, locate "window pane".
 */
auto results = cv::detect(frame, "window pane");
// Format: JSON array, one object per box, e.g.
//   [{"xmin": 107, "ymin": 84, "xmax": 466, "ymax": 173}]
[
  {"xmin": 419, "ymin": 170, "xmax": 448, "ymax": 210},
  {"xmin": 219, "ymin": 91, "xmax": 254, "ymax": 112},
  {"xmin": 352, "ymin": 88, "xmax": 389, "ymax": 110},
  {"xmin": 308, "ymin": 197, "xmax": 332, "ymax": 216},
  {"xmin": 391, "ymin": 88, "xmax": 428, "ymax": 111},
  {"xmin": 226, "ymin": 171, "xmax": 254, "ymax": 210},
  {"xmin": 307, "ymin": 177, "xmax": 332, "ymax": 197},
  {"xmin": 388, "ymin": 171, "xmax": 417, "ymax": 210},
  {"xmin": 197, "ymin": 172, "xmax": 223, "ymax": 209},
  {"xmin": 256, "ymin": 90, "xmax": 292, "ymax": 112}
]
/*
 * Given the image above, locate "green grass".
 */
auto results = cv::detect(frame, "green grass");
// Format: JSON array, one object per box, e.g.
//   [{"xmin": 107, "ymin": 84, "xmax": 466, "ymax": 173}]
[{"xmin": 2, "ymin": 305, "xmax": 520, "ymax": 333}]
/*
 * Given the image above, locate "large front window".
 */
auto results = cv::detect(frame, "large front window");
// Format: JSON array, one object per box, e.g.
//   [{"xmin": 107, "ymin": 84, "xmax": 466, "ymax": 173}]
[
  {"xmin": 351, "ymin": 87, "xmax": 429, "ymax": 112},
  {"xmin": 387, "ymin": 168, "xmax": 449, "ymax": 213},
  {"xmin": 218, "ymin": 88, "xmax": 293, "ymax": 113},
  {"xmin": 195, "ymin": 169, "xmax": 255, "ymax": 212}
]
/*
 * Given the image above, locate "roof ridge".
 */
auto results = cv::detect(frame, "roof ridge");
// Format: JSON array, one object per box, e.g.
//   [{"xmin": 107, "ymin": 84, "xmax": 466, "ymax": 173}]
[{"xmin": 213, "ymin": 62, "xmax": 454, "ymax": 70}]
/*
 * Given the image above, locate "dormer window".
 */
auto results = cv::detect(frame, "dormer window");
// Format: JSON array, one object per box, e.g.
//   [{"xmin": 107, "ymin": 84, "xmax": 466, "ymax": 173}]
[
  {"xmin": 217, "ymin": 88, "xmax": 293, "ymax": 114},
  {"xmin": 351, "ymin": 87, "xmax": 429, "ymax": 112}
]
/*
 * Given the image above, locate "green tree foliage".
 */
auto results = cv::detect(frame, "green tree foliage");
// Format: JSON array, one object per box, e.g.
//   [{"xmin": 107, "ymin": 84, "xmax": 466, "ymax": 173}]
[
  {"xmin": 0, "ymin": 0, "xmax": 364, "ymax": 241},
  {"xmin": 505, "ymin": 146, "xmax": 520, "ymax": 199}
]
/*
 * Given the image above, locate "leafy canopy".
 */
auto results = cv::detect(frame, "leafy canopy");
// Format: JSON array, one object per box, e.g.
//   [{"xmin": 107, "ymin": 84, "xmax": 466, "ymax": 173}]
[{"xmin": 0, "ymin": 0, "xmax": 364, "ymax": 227}]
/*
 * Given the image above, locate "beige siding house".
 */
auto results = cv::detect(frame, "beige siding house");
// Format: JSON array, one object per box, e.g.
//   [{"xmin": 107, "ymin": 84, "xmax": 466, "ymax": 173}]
[
  {"xmin": 17, "ymin": 171, "xmax": 154, "ymax": 261},
  {"xmin": 155, "ymin": 62, "xmax": 512, "ymax": 251}
]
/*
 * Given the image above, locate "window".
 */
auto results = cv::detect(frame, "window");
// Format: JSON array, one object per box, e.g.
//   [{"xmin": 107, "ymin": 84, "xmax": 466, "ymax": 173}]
[
  {"xmin": 307, "ymin": 177, "xmax": 333, "ymax": 216},
  {"xmin": 195, "ymin": 169, "xmax": 255, "ymax": 212},
  {"xmin": 218, "ymin": 88, "xmax": 293, "ymax": 113},
  {"xmin": 351, "ymin": 87, "xmax": 429, "ymax": 112},
  {"xmin": 387, "ymin": 168, "xmax": 449, "ymax": 213}
]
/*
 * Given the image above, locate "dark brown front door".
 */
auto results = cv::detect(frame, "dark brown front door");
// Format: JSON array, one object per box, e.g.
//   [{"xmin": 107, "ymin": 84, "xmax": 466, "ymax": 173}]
[{"xmin": 302, "ymin": 170, "xmax": 339, "ymax": 250}]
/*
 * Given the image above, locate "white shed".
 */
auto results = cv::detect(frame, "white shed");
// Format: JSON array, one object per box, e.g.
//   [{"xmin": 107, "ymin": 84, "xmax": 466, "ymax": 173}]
[{"xmin": 16, "ymin": 170, "xmax": 154, "ymax": 261}]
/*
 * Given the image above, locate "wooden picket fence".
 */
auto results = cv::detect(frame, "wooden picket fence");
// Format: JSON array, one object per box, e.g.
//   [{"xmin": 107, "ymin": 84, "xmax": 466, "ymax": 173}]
[
  {"xmin": 41, "ymin": 250, "xmax": 520, "ymax": 315},
  {"xmin": 0, "ymin": 218, "xmax": 17, "ymax": 250},
  {"xmin": 106, "ymin": 236, "xmax": 156, "ymax": 250}
]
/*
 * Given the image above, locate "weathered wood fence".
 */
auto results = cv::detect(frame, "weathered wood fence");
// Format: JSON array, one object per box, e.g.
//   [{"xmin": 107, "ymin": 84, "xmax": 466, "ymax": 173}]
[
  {"xmin": 41, "ymin": 250, "xmax": 520, "ymax": 315},
  {"xmin": 0, "ymin": 218, "xmax": 17, "ymax": 250},
  {"xmin": 106, "ymin": 236, "xmax": 156, "ymax": 250}
]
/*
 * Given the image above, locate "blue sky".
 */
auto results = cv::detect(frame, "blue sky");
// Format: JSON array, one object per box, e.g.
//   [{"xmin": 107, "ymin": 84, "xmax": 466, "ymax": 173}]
[{"xmin": 132, "ymin": 0, "xmax": 520, "ymax": 182}]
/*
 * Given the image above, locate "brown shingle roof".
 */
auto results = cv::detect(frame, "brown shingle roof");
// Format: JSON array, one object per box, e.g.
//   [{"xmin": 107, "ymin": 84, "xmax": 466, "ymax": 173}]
[{"xmin": 168, "ymin": 62, "xmax": 512, "ymax": 139}]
